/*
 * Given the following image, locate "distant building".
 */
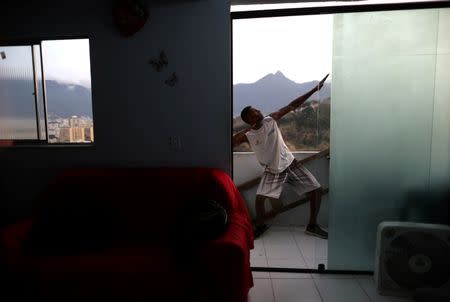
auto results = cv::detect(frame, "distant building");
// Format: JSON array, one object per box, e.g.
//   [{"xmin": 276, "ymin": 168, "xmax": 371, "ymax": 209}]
[
  {"xmin": 58, "ymin": 127, "xmax": 71, "ymax": 142},
  {"xmin": 48, "ymin": 128, "xmax": 58, "ymax": 143},
  {"xmin": 71, "ymin": 127, "xmax": 84, "ymax": 142},
  {"xmin": 58, "ymin": 126, "xmax": 94, "ymax": 143},
  {"xmin": 48, "ymin": 115, "xmax": 93, "ymax": 143},
  {"xmin": 84, "ymin": 127, "xmax": 94, "ymax": 142},
  {"xmin": 57, "ymin": 118, "xmax": 70, "ymax": 127},
  {"xmin": 69, "ymin": 115, "xmax": 81, "ymax": 128}
]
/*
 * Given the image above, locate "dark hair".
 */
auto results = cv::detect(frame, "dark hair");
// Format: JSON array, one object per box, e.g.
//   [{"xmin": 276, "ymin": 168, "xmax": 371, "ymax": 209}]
[{"xmin": 240, "ymin": 106, "xmax": 252, "ymax": 124}]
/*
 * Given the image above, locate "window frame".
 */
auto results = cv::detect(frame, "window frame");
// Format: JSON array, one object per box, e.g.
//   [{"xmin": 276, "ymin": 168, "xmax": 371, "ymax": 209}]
[{"xmin": 0, "ymin": 35, "xmax": 94, "ymax": 147}]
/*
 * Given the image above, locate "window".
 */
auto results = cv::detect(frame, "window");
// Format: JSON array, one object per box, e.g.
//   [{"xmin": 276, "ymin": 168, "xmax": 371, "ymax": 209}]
[{"xmin": 0, "ymin": 38, "xmax": 94, "ymax": 145}]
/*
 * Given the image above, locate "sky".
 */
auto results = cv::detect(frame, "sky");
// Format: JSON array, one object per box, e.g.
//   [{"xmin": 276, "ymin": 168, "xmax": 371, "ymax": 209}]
[
  {"xmin": 42, "ymin": 39, "xmax": 92, "ymax": 88},
  {"xmin": 231, "ymin": 0, "xmax": 436, "ymax": 84},
  {"xmin": 233, "ymin": 14, "xmax": 333, "ymax": 85},
  {"xmin": 0, "ymin": 39, "xmax": 91, "ymax": 88}
]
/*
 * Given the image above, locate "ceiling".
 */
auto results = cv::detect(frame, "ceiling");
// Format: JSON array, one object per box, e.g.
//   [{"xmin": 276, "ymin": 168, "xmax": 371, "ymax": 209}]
[
  {"xmin": 229, "ymin": 0, "xmax": 449, "ymax": 4},
  {"xmin": 230, "ymin": 0, "xmax": 361, "ymax": 4}
]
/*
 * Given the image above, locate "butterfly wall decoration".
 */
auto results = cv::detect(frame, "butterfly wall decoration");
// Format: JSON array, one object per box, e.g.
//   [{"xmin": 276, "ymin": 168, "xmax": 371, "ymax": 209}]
[
  {"xmin": 165, "ymin": 72, "xmax": 178, "ymax": 87},
  {"xmin": 149, "ymin": 51, "xmax": 179, "ymax": 87},
  {"xmin": 149, "ymin": 51, "xmax": 168, "ymax": 72}
]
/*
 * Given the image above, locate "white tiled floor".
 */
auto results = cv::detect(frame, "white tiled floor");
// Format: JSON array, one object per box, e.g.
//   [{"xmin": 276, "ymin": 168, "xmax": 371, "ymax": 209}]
[
  {"xmin": 251, "ymin": 226, "xmax": 327, "ymax": 270},
  {"xmin": 249, "ymin": 274, "xmax": 413, "ymax": 302},
  {"xmin": 249, "ymin": 226, "xmax": 413, "ymax": 302}
]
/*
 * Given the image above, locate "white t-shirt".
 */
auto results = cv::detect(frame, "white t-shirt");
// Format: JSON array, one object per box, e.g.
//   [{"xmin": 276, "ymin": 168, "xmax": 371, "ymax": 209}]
[{"xmin": 245, "ymin": 116, "xmax": 294, "ymax": 173}]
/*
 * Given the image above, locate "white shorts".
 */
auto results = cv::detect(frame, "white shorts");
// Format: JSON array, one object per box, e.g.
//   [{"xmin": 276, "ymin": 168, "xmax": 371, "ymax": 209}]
[{"xmin": 257, "ymin": 159, "xmax": 321, "ymax": 199}]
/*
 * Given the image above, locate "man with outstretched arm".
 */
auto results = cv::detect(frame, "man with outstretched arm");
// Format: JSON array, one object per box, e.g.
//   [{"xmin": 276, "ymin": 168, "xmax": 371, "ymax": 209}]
[{"xmin": 233, "ymin": 74, "xmax": 329, "ymax": 239}]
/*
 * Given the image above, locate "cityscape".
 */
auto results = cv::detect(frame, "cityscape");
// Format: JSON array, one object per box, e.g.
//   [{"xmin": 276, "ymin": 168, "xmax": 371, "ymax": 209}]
[{"xmin": 48, "ymin": 115, "xmax": 94, "ymax": 143}]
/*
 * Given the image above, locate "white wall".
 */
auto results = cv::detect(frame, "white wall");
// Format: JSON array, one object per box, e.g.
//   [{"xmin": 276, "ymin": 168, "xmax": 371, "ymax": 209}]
[{"xmin": 0, "ymin": 0, "xmax": 231, "ymax": 222}]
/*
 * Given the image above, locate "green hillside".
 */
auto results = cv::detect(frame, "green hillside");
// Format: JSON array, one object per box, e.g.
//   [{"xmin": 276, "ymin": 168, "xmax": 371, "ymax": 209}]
[{"xmin": 233, "ymin": 99, "xmax": 330, "ymax": 152}]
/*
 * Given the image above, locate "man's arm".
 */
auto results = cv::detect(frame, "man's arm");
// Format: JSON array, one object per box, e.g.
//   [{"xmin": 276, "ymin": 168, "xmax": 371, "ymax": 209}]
[
  {"xmin": 232, "ymin": 128, "xmax": 250, "ymax": 147},
  {"xmin": 269, "ymin": 74, "xmax": 329, "ymax": 121}
]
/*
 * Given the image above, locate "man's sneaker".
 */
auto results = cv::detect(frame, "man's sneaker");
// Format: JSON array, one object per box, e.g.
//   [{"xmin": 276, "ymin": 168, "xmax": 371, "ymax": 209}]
[
  {"xmin": 305, "ymin": 224, "xmax": 328, "ymax": 239},
  {"xmin": 254, "ymin": 224, "xmax": 270, "ymax": 239}
]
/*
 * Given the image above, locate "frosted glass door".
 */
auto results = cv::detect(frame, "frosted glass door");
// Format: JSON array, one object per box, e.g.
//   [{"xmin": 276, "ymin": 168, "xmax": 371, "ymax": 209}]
[
  {"xmin": 328, "ymin": 8, "xmax": 449, "ymax": 271},
  {"xmin": 0, "ymin": 46, "xmax": 38, "ymax": 140}
]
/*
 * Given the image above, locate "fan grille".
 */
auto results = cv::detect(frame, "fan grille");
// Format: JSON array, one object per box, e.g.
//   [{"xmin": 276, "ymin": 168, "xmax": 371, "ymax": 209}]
[{"xmin": 383, "ymin": 231, "xmax": 450, "ymax": 289}]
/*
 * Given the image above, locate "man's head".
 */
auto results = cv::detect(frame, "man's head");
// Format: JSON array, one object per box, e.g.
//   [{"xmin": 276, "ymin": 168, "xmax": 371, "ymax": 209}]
[{"xmin": 240, "ymin": 106, "xmax": 264, "ymax": 125}]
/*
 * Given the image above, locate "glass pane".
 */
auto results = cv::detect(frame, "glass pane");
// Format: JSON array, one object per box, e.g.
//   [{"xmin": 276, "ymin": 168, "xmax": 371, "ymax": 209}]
[
  {"xmin": 333, "ymin": 9, "xmax": 439, "ymax": 57},
  {"xmin": 33, "ymin": 45, "xmax": 47, "ymax": 139},
  {"xmin": 431, "ymin": 9, "xmax": 450, "ymax": 187},
  {"xmin": 437, "ymin": 8, "xmax": 450, "ymax": 54},
  {"xmin": 430, "ymin": 54, "xmax": 450, "ymax": 188},
  {"xmin": 328, "ymin": 9, "xmax": 442, "ymax": 271},
  {"xmin": 41, "ymin": 39, "xmax": 94, "ymax": 143},
  {"xmin": 0, "ymin": 46, "xmax": 38, "ymax": 140}
]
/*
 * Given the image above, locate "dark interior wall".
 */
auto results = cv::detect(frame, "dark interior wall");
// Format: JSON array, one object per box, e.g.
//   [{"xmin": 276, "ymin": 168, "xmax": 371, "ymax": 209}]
[{"xmin": 0, "ymin": 0, "xmax": 231, "ymax": 223}]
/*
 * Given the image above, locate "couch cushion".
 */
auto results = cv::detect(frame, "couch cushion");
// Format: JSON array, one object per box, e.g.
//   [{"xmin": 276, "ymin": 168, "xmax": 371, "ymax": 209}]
[
  {"xmin": 32, "ymin": 167, "xmax": 241, "ymax": 247},
  {"xmin": 24, "ymin": 247, "xmax": 184, "ymax": 302},
  {"xmin": 22, "ymin": 199, "xmax": 118, "ymax": 256},
  {"xmin": 174, "ymin": 198, "xmax": 228, "ymax": 245},
  {"xmin": 31, "ymin": 246, "xmax": 174, "ymax": 273}
]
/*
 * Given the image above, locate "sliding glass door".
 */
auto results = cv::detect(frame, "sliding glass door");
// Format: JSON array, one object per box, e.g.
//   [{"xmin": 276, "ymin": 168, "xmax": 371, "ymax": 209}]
[{"xmin": 328, "ymin": 7, "xmax": 450, "ymax": 271}]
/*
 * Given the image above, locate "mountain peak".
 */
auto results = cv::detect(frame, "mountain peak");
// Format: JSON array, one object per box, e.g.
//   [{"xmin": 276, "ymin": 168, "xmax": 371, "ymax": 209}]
[
  {"xmin": 258, "ymin": 70, "xmax": 288, "ymax": 83},
  {"xmin": 233, "ymin": 73, "xmax": 331, "ymax": 117},
  {"xmin": 269, "ymin": 70, "xmax": 287, "ymax": 79}
]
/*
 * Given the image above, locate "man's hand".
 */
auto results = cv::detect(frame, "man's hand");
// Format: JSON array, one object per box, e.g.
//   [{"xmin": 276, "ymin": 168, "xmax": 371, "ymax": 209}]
[
  {"xmin": 269, "ymin": 73, "xmax": 330, "ymax": 121},
  {"xmin": 317, "ymin": 73, "xmax": 329, "ymax": 91}
]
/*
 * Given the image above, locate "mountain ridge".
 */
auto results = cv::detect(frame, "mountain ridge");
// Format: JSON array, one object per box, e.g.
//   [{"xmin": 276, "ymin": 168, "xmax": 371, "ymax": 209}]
[
  {"xmin": 234, "ymin": 71, "xmax": 331, "ymax": 117},
  {"xmin": 0, "ymin": 79, "xmax": 93, "ymax": 118}
]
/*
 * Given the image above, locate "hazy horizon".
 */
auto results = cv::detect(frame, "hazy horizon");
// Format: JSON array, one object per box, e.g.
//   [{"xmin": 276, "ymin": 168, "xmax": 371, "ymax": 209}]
[
  {"xmin": 0, "ymin": 39, "xmax": 92, "ymax": 89},
  {"xmin": 233, "ymin": 14, "xmax": 333, "ymax": 85}
]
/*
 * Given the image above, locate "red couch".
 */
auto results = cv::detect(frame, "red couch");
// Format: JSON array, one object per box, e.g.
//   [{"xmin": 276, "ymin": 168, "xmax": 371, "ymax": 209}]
[{"xmin": 0, "ymin": 167, "xmax": 254, "ymax": 302}]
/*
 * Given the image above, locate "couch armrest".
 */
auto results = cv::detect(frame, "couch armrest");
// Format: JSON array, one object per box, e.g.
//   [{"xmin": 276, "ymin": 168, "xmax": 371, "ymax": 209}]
[
  {"xmin": 198, "ymin": 214, "xmax": 253, "ymax": 302},
  {"xmin": 207, "ymin": 169, "xmax": 254, "ymax": 248}
]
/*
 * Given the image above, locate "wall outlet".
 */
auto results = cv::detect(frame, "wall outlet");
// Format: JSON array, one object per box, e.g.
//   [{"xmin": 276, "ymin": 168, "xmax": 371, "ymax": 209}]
[{"xmin": 169, "ymin": 136, "xmax": 182, "ymax": 150}]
